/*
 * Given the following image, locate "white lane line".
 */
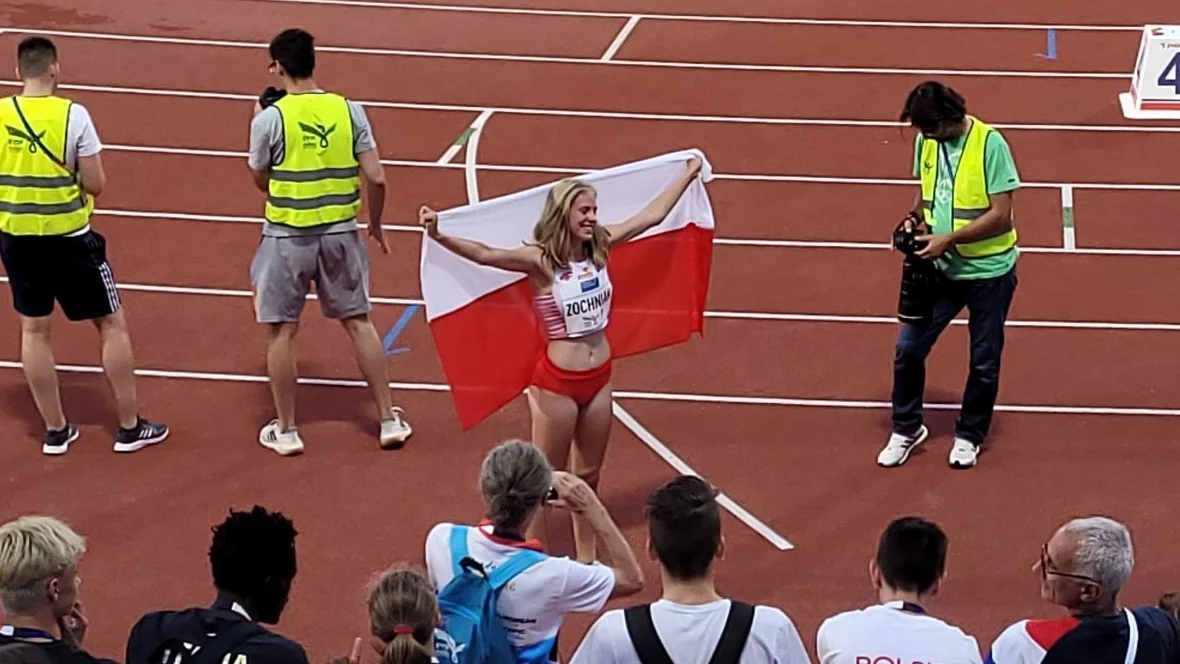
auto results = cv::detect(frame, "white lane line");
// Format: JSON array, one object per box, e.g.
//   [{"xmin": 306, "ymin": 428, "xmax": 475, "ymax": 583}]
[
  {"xmin": 5, "ymin": 274, "xmax": 1178, "ymax": 331},
  {"xmin": 0, "ymin": 26, "xmax": 1132, "ymax": 78},
  {"xmin": 436, "ymin": 109, "xmax": 492, "ymax": 164},
  {"xmin": 4, "ymin": 79, "xmax": 1177, "ymax": 134},
  {"xmin": 87, "ymin": 207, "xmax": 1180, "ymax": 257},
  {"xmin": 463, "ymin": 110, "xmax": 495, "ymax": 204},
  {"xmin": 256, "ymin": 0, "xmax": 1141, "ymax": 31},
  {"xmin": 611, "ymin": 402, "xmax": 794, "ymax": 551},
  {"xmin": 0, "ymin": 360, "xmax": 1176, "ymax": 416},
  {"xmin": 87, "ymin": 138, "xmax": 1180, "ymax": 193},
  {"xmin": 600, "ymin": 16, "xmax": 641, "ymax": 61}
]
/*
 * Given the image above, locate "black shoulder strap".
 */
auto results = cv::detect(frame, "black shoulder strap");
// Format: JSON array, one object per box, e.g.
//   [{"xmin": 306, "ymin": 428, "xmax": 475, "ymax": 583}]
[
  {"xmin": 623, "ymin": 605, "xmax": 674, "ymax": 664},
  {"xmin": 706, "ymin": 602, "xmax": 756, "ymax": 664},
  {"xmin": 9, "ymin": 96, "xmax": 71, "ymax": 173}
]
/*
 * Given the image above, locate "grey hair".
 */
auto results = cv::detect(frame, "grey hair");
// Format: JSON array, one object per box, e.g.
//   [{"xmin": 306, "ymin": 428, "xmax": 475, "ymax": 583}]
[
  {"xmin": 479, "ymin": 439, "xmax": 554, "ymax": 531},
  {"xmin": 1061, "ymin": 516, "xmax": 1134, "ymax": 594}
]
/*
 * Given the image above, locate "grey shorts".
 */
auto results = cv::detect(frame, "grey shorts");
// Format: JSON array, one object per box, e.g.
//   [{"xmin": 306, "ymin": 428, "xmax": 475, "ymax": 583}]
[{"xmin": 250, "ymin": 231, "xmax": 371, "ymax": 323}]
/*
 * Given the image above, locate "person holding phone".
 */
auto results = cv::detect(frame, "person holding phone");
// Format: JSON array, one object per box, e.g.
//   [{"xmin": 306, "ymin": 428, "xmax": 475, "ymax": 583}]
[
  {"xmin": 423, "ymin": 439, "xmax": 644, "ymax": 664},
  {"xmin": 877, "ymin": 81, "xmax": 1021, "ymax": 470}
]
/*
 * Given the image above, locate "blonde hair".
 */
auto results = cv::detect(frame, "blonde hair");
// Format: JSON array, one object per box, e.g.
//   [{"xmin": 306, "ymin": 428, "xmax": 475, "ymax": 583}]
[
  {"xmin": 531, "ymin": 179, "xmax": 609, "ymax": 270},
  {"xmin": 368, "ymin": 564, "xmax": 437, "ymax": 664},
  {"xmin": 0, "ymin": 516, "xmax": 86, "ymax": 614}
]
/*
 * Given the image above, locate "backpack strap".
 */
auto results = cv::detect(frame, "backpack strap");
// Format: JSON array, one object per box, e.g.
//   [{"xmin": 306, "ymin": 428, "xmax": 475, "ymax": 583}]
[
  {"xmin": 448, "ymin": 525, "xmax": 471, "ymax": 577},
  {"xmin": 486, "ymin": 549, "xmax": 546, "ymax": 590},
  {"xmin": 623, "ymin": 605, "xmax": 675, "ymax": 664},
  {"xmin": 706, "ymin": 601, "xmax": 756, "ymax": 664}
]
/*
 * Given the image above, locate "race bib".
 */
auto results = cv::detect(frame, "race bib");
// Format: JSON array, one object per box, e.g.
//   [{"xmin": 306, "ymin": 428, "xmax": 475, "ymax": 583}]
[{"xmin": 553, "ymin": 263, "xmax": 612, "ymax": 337}]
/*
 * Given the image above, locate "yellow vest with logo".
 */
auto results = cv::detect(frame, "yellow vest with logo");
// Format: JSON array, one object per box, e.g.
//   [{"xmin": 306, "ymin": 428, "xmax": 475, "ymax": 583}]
[
  {"xmin": 0, "ymin": 95, "xmax": 93, "ymax": 236},
  {"xmin": 265, "ymin": 92, "xmax": 361, "ymax": 228},
  {"xmin": 919, "ymin": 116, "xmax": 1017, "ymax": 258}
]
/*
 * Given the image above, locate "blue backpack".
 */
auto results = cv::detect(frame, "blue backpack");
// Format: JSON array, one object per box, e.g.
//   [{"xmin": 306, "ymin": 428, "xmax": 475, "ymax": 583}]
[{"xmin": 436, "ymin": 525, "xmax": 547, "ymax": 664}]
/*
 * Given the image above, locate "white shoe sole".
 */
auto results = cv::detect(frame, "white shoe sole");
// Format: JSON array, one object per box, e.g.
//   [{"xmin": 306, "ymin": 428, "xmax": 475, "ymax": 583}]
[{"xmin": 42, "ymin": 427, "xmax": 81, "ymax": 456}]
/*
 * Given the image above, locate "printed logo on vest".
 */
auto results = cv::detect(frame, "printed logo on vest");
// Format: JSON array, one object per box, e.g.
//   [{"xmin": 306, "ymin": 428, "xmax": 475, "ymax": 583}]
[
  {"xmin": 299, "ymin": 121, "xmax": 336, "ymax": 149},
  {"xmin": 5, "ymin": 125, "xmax": 44, "ymax": 154}
]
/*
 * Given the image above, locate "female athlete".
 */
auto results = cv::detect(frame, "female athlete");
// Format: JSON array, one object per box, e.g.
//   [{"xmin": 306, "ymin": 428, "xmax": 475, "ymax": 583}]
[{"xmin": 418, "ymin": 156, "xmax": 703, "ymax": 561}]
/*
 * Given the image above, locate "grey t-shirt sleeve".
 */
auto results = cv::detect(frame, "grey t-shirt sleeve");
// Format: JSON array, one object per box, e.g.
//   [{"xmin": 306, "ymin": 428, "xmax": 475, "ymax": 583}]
[
  {"xmin": 64, "ymin": 103, "xmax": 101, "ymax": 168},
  {"xmin": 248, "ymin": 106, "xmax": 283, "ymax": 170},
  {"xmin": 348, "ymin": 100, "xmax": 377, "ymax": 154}
]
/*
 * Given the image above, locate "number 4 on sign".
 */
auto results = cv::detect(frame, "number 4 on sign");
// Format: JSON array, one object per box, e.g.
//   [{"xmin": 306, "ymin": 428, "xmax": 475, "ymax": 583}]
[{"xmin": 1159, "ymin": 52, "xmax": 1180, "ymax": 94}]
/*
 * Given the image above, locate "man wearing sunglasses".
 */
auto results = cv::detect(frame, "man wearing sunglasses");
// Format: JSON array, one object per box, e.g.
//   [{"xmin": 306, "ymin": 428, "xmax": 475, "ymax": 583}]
[{"xmin": 985, "ymin": 517, "xmax": 1180, "ymax": 664}]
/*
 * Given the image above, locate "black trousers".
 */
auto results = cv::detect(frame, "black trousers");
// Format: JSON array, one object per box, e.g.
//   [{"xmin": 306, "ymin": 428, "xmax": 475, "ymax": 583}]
[{"xmin": 891, "ymin": 265, "xmax": 1018, "ymax": 445}]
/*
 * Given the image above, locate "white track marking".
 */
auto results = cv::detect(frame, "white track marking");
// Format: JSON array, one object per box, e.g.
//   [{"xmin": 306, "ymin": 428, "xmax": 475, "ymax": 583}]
[
  {"xmin": 2, "ymin": 79, "xmax": 1176, "ymax": 134},
  {"xmin": 600, "ymin": 16, "xmax": 641, "ymax": 61},
  {"xmin": 1062, "ymin": 185, "xmax": 1077, "ymax": 251},
  {"xmin": 87, "ymin": 207, "xmax": 1180, "ymax": 257},
  {"xmin": 3, "ymin": 274, "xmax": 1177, "ymax": 331},
  {"xmin": 78, "ymin": 138, "xmax": 1180, "ymax": 193},
  {"xmin": 0, "ymin": 360, "xmax": 1175, "ymax": 416},
  {"xmin": 257, "ymin": 0, "xmax": 1140, "ymax": 31},
  {"xmin": 436, "ymin": 109, "xmax": 492, "ymax": 164},
  {"xmin": 463, "ymin": 110, "xmax": 495, "ymax": 204},
  {"xmin": 0, "ymin": 27, "xmax": 1131, "ymax": 78},
  {"xmin": 612, "ymin": 403, "xmax": 794, "ymax": 551}
]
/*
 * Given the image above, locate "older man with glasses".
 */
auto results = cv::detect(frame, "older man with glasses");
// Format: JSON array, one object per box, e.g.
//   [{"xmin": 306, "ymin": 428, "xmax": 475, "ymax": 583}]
[{"xmin": 984, "ymin": 516, "xmax": 1180, "ymax": 664}]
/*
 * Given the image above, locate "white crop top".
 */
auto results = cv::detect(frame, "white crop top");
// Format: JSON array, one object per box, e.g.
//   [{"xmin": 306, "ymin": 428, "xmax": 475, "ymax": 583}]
[{"xmin": 534, "ymin": 259, "xmax": 613, "ymax": 340}]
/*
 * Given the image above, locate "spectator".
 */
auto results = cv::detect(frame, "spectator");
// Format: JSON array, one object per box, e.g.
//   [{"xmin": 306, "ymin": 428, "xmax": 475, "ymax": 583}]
[
  {"xmin": 125, "ymin": 506, "xmax": 309, "ymax": 664},
  {"xmin": 424, "ymin": 439, "xmax": 643, "ymax": 664},
  {"xmin": 356, "ymin": 563, "xmax": 458, "ymax": 664},
  {"xmin": 0, "ymin": 642, "xmax": 54, "ymax": 664},
  {"xmin": 986, "ymin": 516, "xmax": 1180, "ymax": 664},
  {"xmin": 0, "ymin": 516, "xmax": 111, "ymax": 664},
  {"xmin": 815, "ymin": 517, "xmax": 981, "ymax": 664},
  {"xmin": 569, "ymin": 475, "xmax": 811, "ymax": 664},
  {"xmin": 1160, "ymin": 593, "xmax": 1179, "ymax": 622}
]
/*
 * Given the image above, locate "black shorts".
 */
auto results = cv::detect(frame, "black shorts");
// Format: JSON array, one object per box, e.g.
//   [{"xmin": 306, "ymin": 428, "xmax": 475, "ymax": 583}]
[{"xmin": 0, "ymin": 229, "xmax": 122, "ymax": 321}]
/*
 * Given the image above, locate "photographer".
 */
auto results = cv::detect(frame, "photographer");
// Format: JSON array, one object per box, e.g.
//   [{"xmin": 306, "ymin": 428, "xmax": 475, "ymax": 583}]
[{"xmin": 877, "ymin": 81, "xmax": 1021, "ymax": 470}]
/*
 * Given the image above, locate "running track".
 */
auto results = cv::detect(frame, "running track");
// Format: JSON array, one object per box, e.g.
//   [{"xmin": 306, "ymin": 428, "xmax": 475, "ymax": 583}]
[{"xmin": 1, "ymin": 0, "xmax": 1179, "ymax": 660}]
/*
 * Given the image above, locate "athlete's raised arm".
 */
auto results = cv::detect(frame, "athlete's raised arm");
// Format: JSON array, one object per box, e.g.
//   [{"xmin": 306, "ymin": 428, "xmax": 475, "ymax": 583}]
[
  {"xmin": 604, "ymin": 156, "xmax": 702, "ymax": 246},
  {"xmin": 419, "ymin": 205, "xmax": 544, "ymax": 276}
]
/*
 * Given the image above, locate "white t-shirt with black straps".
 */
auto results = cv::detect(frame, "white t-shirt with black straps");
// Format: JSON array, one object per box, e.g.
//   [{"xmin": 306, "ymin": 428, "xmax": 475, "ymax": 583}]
[
  {"xmin": 569, "ymin": 598, "xmax": 812, "ymax": 664},
  {"xmin": 816, "ymin": 601, "xmax": 982, "ymax": 664}
]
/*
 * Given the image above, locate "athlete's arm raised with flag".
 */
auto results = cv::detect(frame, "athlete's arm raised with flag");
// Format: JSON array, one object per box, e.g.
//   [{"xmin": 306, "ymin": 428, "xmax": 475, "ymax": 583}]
[
  {"xmin": 604, "ymin": 157, "xmax": 702, "ymax": 245},
  {"xmin": 419, "ymin": 206, "xmax": 546, "ymax": 278}
]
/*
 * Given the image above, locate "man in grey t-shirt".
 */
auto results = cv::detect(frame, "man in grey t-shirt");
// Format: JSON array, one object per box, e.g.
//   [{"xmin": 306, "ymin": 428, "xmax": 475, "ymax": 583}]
[{"xmin": 246, "ymin": 28, "xmax": 412, "ymax": 456}]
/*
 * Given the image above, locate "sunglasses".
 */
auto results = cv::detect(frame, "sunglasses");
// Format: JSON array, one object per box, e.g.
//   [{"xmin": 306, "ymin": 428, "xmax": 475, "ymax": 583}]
[{"xmin": 1040, "ymin": 543, "xmax": 1099, "ymax": 583}]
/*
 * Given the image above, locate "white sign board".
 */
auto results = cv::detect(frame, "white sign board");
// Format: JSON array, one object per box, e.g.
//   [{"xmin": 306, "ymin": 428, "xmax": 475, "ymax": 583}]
[{"xmin": 1120, "ymin": 25, "xmax": 1180, "ymax": 119}]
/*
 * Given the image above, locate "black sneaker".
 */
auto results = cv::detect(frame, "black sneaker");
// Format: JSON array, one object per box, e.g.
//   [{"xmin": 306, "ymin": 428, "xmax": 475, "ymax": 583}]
[
  {"xmin": 42, "ymin": 424, "xmax": 80, "ymax": 456},
  {"xmin": 113, "ymin": 417, "xmax": 169, "ymax": 453}
]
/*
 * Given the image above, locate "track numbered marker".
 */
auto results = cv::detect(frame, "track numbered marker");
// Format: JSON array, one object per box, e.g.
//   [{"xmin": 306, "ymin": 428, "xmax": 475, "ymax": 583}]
[{"xmin": 1120, "ymin": 25, "xmax": 1180, "ymax": 119}]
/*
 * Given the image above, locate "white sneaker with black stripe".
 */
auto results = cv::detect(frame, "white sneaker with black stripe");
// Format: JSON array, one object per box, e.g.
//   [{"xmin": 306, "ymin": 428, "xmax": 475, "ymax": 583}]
[
  {"xmin": 259, "ymin": 420, "xmax": 304, "ymax": 456},
  {"xmin": 379, "ymin": 407, "xmax": 412, "ymax": 450},
  {"xmin": 877, "ymin": 425, "xmax": 929, "ymax": 467},
  {"xmin": 113, "ymin": 417, "xmax": 169, "ymax": 453}
]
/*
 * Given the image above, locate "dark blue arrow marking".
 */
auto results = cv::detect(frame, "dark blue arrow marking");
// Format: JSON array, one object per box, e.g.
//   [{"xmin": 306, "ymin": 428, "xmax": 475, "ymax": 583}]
[{"xmin": 383, "ymin": 304, "xmax": 420, "ymax": 356}]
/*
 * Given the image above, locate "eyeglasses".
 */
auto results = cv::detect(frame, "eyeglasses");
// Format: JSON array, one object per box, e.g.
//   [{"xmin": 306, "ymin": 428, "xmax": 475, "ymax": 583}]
[{"xmin": 1040, "ymin": 543, "xmax": 1099, "ymax": 583}]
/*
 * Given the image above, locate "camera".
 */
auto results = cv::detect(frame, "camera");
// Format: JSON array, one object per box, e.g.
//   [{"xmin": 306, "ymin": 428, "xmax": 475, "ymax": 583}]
[
  {"xmin": 258, "ymin": 86, "xmax": 287, "ymax": 109},
  {"xmin": 892, "ymin": 215, "xmax": 941, "ymax": 324}
]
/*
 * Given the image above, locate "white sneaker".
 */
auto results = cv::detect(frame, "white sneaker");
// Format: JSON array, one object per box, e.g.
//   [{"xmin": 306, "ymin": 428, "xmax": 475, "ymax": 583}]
[
  {"xmin": 949, "ymin": 438, "xmax": 980, "ymax": 468},
  {"xmin": 877, "ymin": 425, "xmax": 929, "ymax": 467},
  {"xmin": 379, "ymin": 407, "xmax": 412, "ymax": 449},
  {"xmin": 259, "ymin": 420, "xmax": 304, "ymax": 456}
]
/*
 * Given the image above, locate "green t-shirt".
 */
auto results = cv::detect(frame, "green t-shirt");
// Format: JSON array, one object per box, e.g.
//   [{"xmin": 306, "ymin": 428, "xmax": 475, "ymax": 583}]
[{"xmin": 911, "ymin": 125, "xmax": 1021, "ymax": 280}]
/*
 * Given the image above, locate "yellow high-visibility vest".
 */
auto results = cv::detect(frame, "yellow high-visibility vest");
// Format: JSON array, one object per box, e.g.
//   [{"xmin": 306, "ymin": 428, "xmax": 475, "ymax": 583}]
[
  {"xmin": 0, "ymin": 95, "xmax": 93, "ymax": 236},
  {"xmin": 264, "ymin": 92, "xmax": 362, "ymax": 228},
  {"xmin": 919, "ymin": 116, "xmax": 1017, "ymax": 258}
]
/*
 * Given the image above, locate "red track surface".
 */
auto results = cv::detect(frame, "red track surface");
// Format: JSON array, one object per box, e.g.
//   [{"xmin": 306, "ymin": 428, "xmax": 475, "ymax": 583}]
[{"xmin": 2, "ymin": 1, "xmax": 1180, "ymax": 662}]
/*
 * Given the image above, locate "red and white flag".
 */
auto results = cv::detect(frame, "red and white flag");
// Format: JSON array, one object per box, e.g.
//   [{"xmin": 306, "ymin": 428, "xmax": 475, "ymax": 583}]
[{"xmin": 419, "ymin": 149, "xmax": 716, "ymax": 430}]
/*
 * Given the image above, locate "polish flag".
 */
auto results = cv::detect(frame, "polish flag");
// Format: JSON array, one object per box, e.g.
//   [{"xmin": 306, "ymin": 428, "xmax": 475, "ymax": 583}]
[{"xmin": 419, "ymin": 149, "xmax": 716, "ymax": 430}]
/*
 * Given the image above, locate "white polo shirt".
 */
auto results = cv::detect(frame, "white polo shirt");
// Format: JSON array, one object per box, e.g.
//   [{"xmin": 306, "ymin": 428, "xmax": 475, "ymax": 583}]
[
  {"xmin": 569, "ymin": 598, "xmax": 812, "ymax": 664},
  {"xmin": 816, "ymin": 601, "xmax": 982, "ymax": 664},
  {"xmin": 424, "ymin": 521, "xmax": 616, "ymax": 664}
]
